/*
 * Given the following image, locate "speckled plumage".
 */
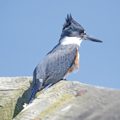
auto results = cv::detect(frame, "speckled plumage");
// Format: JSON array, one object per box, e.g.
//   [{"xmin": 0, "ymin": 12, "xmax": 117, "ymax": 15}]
[
  {"xmin": 29, "ymin": 44, "xmax": 79, "ymax": 102},
  {"xmin": 37, "ymin": 44, "xmax": 79, "ymax": 86}
]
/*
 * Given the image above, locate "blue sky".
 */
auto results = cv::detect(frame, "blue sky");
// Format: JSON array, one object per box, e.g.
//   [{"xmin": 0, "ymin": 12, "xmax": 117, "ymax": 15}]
[{"xmin": 0, "ymin": 0, "xmax": 120, "ymax": 89}]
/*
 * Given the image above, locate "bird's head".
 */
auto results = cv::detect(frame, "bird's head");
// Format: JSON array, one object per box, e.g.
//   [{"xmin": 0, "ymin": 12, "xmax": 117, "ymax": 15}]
[{"xmin": 60, "ymin": 14, "xmax": 102, "ymax": 44}]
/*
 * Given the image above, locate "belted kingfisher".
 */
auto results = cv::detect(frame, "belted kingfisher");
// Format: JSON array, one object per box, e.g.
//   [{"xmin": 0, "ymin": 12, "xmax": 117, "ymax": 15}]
[{"xmin": 29, "ymin": 14, "xmax": 102, "ymax": 103}]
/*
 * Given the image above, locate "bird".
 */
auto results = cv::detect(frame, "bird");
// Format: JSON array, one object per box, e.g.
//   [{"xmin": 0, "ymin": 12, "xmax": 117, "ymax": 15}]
[{"xmin": 29, "ymin": 14, "xmax": 102, "ymax": 103}]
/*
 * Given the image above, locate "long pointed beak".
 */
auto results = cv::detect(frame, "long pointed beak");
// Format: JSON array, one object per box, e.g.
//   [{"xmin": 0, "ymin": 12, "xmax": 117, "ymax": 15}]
[{"xmin": 84, "ymin": 34, "xmax": 102, "ymax": 43}]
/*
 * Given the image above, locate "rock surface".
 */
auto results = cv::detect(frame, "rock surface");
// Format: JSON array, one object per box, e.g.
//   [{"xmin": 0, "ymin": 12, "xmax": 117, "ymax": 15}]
[
  {"xmin": 0, "ymin": 77, "xmax": 32, "ymax": 120},
  {"xmin": 14, "ymin": 79, "xmax": 120, "ymax": 120},
  {"xmin": 0, "ymin": 77, "xmax": 120, "ymax": 120}
]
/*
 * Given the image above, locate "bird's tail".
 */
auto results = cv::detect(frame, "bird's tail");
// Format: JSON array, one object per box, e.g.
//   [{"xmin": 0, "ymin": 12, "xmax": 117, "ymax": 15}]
[
  {"xmin": 28, "ymin": 69, "xmax": 43, "ymax": 103},
  {"xmin": 28, "ymin": 83, "xmax": 39, "ymax": 103}
]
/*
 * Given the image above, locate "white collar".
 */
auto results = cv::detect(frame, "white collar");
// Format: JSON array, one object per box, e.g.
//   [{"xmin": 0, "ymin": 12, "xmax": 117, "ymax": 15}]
[{"xmin": 60, "ymin": 36, "xmax": 82, "ymax": 46}]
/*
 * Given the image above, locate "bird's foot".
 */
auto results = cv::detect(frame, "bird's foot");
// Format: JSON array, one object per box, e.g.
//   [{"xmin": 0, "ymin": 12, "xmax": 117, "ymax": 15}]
[{"xmin": 62, "ymin": 78, "xmax": 67, "ymax": 81}]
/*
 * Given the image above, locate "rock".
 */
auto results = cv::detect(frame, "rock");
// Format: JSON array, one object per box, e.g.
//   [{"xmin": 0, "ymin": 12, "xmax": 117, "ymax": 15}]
[
  {"xmin": 0, "ymin": 77, "xmax": 32, "ymax": 120},
  {"xmin": 13, "ymin": 80, "xmax": 120, "ymax": 120},
  {"xmin": 0, "ymin": 77, "xmax": 120, "ymax": 120}
]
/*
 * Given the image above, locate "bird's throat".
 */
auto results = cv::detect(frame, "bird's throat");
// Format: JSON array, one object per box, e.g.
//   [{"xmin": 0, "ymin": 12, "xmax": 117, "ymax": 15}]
[{"xmin": 60, "ymin": 37, "xmax": 82, "ymax": 46}]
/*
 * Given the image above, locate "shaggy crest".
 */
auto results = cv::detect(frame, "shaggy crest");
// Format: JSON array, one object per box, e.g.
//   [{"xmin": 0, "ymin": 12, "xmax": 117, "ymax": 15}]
[{"xmin": 63, "ymin": 14, "xmax": 84, "ymax": 32}]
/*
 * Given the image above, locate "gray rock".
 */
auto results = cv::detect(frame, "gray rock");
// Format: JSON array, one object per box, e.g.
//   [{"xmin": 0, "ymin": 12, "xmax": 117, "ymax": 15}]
[
  {"xmin": 0, "ymin": 77, "xmax": 32, "ymax": 120},
  {"xmin": 14, "ymin": 80, "xmax": 120, "ymax": 120}
]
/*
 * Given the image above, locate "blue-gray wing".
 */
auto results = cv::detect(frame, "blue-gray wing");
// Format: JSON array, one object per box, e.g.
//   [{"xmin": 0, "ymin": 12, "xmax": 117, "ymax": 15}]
[
  {"xmin": 40, "ymin": 44, "xmax": 78, "ymax": 86},
  {"xmin": 29, "ymin": 44, "xmax": 78, "ymax": 103}
]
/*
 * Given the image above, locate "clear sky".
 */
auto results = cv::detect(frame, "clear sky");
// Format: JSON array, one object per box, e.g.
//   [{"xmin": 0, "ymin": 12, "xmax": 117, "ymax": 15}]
[{"xmin": 0, "ymin": 0, "xmax": 120, "ymax": 89}]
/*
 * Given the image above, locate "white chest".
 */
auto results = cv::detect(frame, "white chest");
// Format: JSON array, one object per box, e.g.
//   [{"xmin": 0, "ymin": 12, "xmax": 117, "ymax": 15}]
[{"xmin": 60, "ymin": 36, "xmax": 83, "ymax": 46}]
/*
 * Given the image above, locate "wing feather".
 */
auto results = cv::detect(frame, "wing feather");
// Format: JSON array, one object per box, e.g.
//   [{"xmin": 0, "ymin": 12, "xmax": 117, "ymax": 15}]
[{"xmin": 42, "ymin": 45, "xmax": 78, "ymax": 86}]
